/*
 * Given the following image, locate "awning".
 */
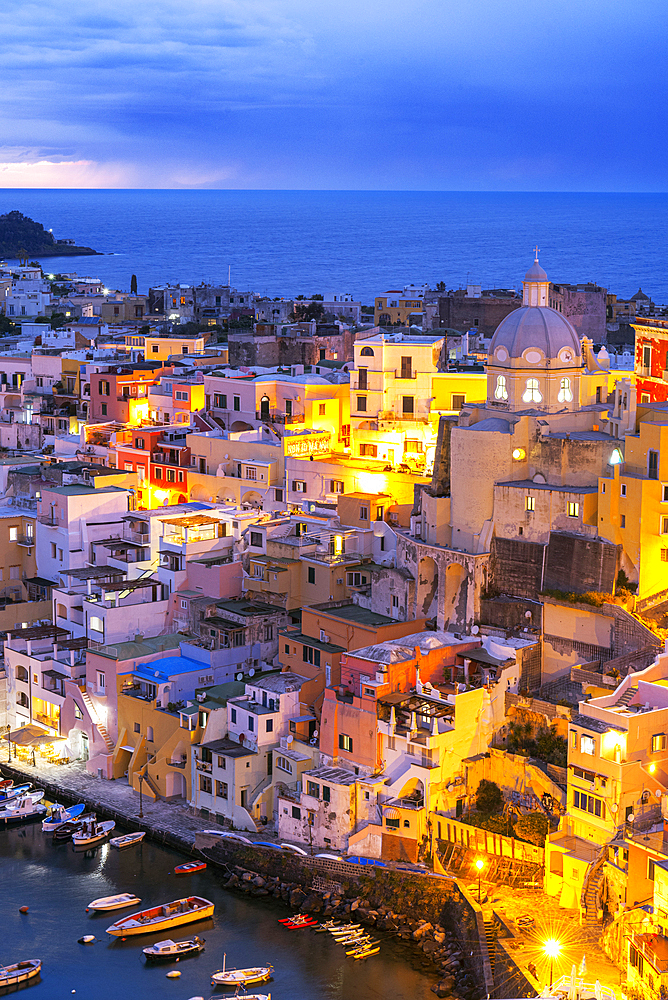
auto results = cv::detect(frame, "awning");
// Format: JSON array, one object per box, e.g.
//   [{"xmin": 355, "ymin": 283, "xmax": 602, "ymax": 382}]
[
  {"xmin": 42, "ymin": 668, "xmax": 69, "ymax": 678},
  {"xmin": 3, "ymin": 724, "xmax": 65, "ymax": 746},
  {"xmin": 383, "ymin": 807, "xmax": 401, "ymax": 820}
]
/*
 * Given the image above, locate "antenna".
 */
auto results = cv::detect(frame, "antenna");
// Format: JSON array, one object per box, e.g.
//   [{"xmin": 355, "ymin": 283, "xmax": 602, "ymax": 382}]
[{"xmin": 228, "ymin": 265, "xmax": 231, "ymax": 287}]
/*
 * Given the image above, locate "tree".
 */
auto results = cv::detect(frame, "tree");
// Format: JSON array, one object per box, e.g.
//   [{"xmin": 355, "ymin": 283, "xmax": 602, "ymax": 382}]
[
  {"xmin": 514, "ymin": 812, "xmax": 548, "ymax": 846},
  {"xmin": 436, "ymin": 281, "xmax": 446, "ymax": 292},
  {"xmin": 476, "ymin": 779, "xmax": 503, "ymax": 815},
  {"xmin": 294, "ymin": 302, "xmax": 324, "ymax": 323},
  {"xmin": 0, "ymin": 315, "xmax": 17, "ymax": 335},
  {"xmin": 130, "ymin": 274, "xmax": 138, "ymax": 295}
]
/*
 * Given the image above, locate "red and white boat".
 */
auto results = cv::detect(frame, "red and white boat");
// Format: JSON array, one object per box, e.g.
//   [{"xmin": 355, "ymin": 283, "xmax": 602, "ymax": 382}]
[{"xmin": 174, "ymin": 861, "xmax": 207, "ymax": 876}]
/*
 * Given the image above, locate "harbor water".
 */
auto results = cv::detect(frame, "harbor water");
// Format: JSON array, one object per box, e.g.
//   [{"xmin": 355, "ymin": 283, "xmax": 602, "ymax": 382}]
[{"xmin": 1, "ymin": 820, "xmax": 437, "ymax": 1000}]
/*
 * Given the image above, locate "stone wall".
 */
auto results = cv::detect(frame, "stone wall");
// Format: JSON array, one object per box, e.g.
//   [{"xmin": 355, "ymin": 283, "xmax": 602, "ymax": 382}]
[
  {"xmin": 489, "ymin": 536, "xmax": 544, "ymax": 599},
  {"xmin": 544, "ymin": 532, "xmax": 619, "ymax": 594}
]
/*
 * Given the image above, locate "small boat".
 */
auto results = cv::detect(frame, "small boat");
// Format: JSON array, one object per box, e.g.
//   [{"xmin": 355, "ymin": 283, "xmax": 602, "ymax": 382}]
[
  {"xmin": 88, "ymin": 893, "xmax": 142, "ymax": 912},
  {"xmin": 0, "ymin": 789, "xmax": 43, "ymax": 812},
  {"xmin": 0, "ymin": 959, "xmax": 42, "ymax": 988},
  {"xmin": 106, "ymin": 897, "xmax": 214, "ymax": 937},
  {"xmin": 0, "ymin": 782, "xmax": 30, "ymax": 804},
  {"xmin": 282, "ymin": 916, "xmax": 318, "ymax": 930},
  {"xmin": 110, "ymin": 831, "xmax": 146, "ymax": 850},
  {"xmin": 142, "ymin": 935, "xmax": 205, "ymax": 962},
  {"xmin": 72, "ymin": 819, "xmax": 115, "ymax": 848},
  {"xmin": 42, "ymin": 802, "xmax": 85, "ymax": 832},
  {"xmin": 329, "ymin": 923, "xmax": 361, "ymax": 936},
  {"xmin": 352, "ymin": 945, "xmax": 380, "ymax": 960},
  {"xmin": 1, "ymin": 794, "xmax": 46, "ymax": 826},
  {"xmin": 53, "ymin": 815, "xmax": 95, "ymax": 842},
  {"xmin": 174, "ymin": 861, "xmax": 206, "ymax": 876},
  {"xmin": 345, "ymin": 938, "xmax": 378, "ymax": 955},
  {"xmin": 211, "ymin": 954, "xmax": 273, "ymax": 987}
]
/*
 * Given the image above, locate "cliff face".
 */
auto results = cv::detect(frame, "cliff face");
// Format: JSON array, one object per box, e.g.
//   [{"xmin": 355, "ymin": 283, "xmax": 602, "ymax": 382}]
[{"xmin": 0, "ymin": 211, "xmax": 99, "ymax": 257}]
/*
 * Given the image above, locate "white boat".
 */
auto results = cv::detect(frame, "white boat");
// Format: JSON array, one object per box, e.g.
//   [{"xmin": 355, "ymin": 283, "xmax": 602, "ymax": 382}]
[
  {"xmin": 142, "ymin": 935, "xmax": 205, "ymax": 961},
  {"xmin": 72, "ymin": 819, "xmax": 115, "ymax": 847},
  {"xmin": 0, "ymin": 789, "xmax": 44, "ymax": 813},
  {"xmin": 106, "ymin": 896, "xmax": 214, "ymax": 937},
  {"xmin": 211, "ymin": 954, "xmax": 274, "ymax": 987},
  {"xmin": 1, "ymin": 793, "xmax": 46, "ymax": 825},
  {"xmin": 109, "ymin": 831, "xmax": 146, "ymax": 849},
  {"xmin": 0, "ymin": 782, "xmax": 31, "ymax": 804},
  {"xmin": 42, "ymin": 802, "xmax": 85, "ymax": 832},
  {"xmin": 88, "ymin": 893, "xmax": 142, "ymax": 912},
  {"xmin": 0, "ymin": 959, "xmax": 41, "ymax": 988}
]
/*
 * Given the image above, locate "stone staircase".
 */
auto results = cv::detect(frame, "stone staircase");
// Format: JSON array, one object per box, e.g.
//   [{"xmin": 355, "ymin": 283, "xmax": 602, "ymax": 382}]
[
  {"xmin": 614, "ymin": 685, "xmax": 636, "ymax": 708},
  {"xmin": 80, "ymin": 689, "xmax": 114, "ymax": 751},
  {"xmin": 483, "ymin": 917, "xmax": 496, "ymax": 978},
  {"xmin": 580, "ymin": 847, "xmax": 606, "ymax": 928}
]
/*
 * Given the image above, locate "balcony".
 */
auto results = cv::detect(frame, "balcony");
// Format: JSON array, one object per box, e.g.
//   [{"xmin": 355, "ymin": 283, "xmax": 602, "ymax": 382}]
[
  {"xmin": 37, "ymin": 514, "xmax": 60, "ymax": 527},
  {"xmin": 16, "ymin": 533, "xmax": 35, "ymax": 547}
]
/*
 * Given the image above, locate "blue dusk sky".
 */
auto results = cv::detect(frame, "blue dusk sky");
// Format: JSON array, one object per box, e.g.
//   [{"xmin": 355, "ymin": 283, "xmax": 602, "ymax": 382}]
[{"xmin": 0, "ymin": 0, "xmax": 665, "ymax": 190}]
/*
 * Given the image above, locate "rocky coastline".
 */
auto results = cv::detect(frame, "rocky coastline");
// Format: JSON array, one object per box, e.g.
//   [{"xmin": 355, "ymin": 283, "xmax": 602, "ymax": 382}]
[{"xmin": 216, "ymin": 862, "xmax": 478, "ymax": 999}]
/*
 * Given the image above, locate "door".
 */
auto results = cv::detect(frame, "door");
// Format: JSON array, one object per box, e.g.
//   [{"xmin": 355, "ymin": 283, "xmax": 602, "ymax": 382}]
[
  {"xmin": 387, "ymin": 449, "xmax": 394, "ymax": 465},
  {"xmin": 260, "ymin": 395, "xmax": 270, "ymax": 420},
  {"xmin": 240, "ymin": 788, "xmax": 248, "ymax": 809},
  {"xmin": 80, "ymin": 733, "xmax": 89, "ymax": 762}
]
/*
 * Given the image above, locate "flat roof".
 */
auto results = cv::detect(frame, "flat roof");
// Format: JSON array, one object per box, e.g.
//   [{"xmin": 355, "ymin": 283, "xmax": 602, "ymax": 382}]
[
  {"xmin": 44, "ymin": 484, "xmax": 128, "ymax": 496},
  {"xmin": 308, "ymin": 602, "xmax": 400, "ymax": 627},
  {"xmin": 202, "ymin": 737, "xmax": 255, "ymax": 758}
]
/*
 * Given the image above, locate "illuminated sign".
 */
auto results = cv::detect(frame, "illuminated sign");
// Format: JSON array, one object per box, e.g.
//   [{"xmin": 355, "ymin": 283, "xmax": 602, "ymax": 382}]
[{"xmin": 285, "ymin": 433, "xmax": 331, "ymax": 458}]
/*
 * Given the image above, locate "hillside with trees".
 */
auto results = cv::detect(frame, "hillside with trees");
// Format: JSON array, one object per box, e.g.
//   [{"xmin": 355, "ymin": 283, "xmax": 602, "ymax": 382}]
[{"xmin": 0, "ymin": 211, "xmax": 99, "ymax": 257}]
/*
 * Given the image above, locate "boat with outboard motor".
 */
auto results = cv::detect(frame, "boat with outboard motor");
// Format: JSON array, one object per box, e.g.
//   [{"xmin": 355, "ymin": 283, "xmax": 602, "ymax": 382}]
[
  {"xmin": 109, "ymin": 831, "xmax": 146, "ymax": 849},
  {"xmin": 0, "ymin": 791, "xmax": 46, "ymax": 825},
  {"xmin": 211, "ymin": 954, "xmax": 273, "ymax": 987},
  {"xmin": 142, "ymin": 935, "xmax": 205, "ymax": 962},
  {"xmin": 0, "ymin": 959, "xmax": 42, "ymax": 988},
  {"xmin": 72, "ymin": 819, "xmax": 115, "ymax": 848},
  {"xmin": 88, "ymin": 893, "xmax": 142, "ymax": 912}
]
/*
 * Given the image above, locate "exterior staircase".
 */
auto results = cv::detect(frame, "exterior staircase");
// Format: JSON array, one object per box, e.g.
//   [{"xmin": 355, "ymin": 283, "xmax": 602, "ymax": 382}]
[
  {"xmin": 483, "ymin": 917, "xmax": 496, "ymax": 978},
  {"xmin": 614, "ymin": 685, "xmax": 636, "ymax": 708},
  {"xmin": 580, "ymin": 847, "xmax": 606, "ymax": 927},
  {"xmin": 80, "ymin": 689, "xmax": 115, "ymax": 751},
  {"xmin": 140, "ymin": 768, "xmax": 161, "ymax": 800}
]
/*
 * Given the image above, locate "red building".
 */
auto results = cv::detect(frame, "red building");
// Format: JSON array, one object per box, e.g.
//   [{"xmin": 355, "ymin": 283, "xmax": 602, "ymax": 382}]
[
  {"xmin": 88, "ymin": 362, "xmax": 168, "ymax": 424},
  {"xmin": 634, "ymin": 318, "xmax": 668, "ymax": 404},
  {"xmin": 115, "ymin": 426, "xmax": 190, "ymax": 509}
]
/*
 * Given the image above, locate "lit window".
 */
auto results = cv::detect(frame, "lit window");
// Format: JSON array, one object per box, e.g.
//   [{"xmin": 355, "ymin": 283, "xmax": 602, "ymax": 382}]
[
  {"xmin": 339, "ymin": 734, "xmax": 353, "ymax": 753},
  {"xmin": 651, "ymin": 734, "xmax": 667, "ymax": 753},
  {"xmin": 494, "ymin": 375, "xmax": 508, "ymax": 400},
  {"xmin": 525, "ymin": 496, "xmax": 535, "ymax": 512},
  {"xmin": 620, "ymin": 484, "xmax": 626, "ymax": 497},
  {"xmin": 558, "ymin": 377, "xmax": 573, "ymax": 402},
  {"xmin": 568, "ymin": 502, "xmax": 580, "ymax": 517},
  {"xmin": 522, "ymin": 378, "xmax": 542, "ymax": 403},
  {"xmin": 580, "ymin": 735, "xmax": 596, "ymax": 755}
]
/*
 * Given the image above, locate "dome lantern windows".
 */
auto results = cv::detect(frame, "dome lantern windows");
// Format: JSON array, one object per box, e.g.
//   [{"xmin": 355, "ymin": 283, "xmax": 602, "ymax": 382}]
[
  {"xmin": 522, "ymin": 378, "xmax": 542, "ymax": 404},
  {"xmin": 557, "ymin": 377, "xmax": 573, "ymax": 403},
  {"xmin": 494, "ymin": 375, "xmax": 508, "ymax": 400}
]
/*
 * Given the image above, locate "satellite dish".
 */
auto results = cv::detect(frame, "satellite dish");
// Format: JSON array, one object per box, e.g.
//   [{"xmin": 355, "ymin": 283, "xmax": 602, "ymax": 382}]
[
  {"xmin": 627, "ymin": 812, "xmax": 635, "ymax": 823},
  {"xmin": 471, "ymin": 625, "xmax": 479, "ymax": 635},
  {"xmin": 236, "ymin": 672, "xmax": 243, "ymax": 681},
  {"xmin": 656, "ymin": 790, "xmax": 663, "ymax": 798},
  {"xmin": 249, "ymin": 668, "xmax": 255, "ymax": 677},
  {"xmin": 312, "ymin": 730, "xmax": 318, "ymax": 739},
  {"xmin": 525, "ymin": 610, "xmax": 532, "ymax": 619},
  {"xmin": 286, "ymin": 735, "xmax": 294, "ymax": 744}
]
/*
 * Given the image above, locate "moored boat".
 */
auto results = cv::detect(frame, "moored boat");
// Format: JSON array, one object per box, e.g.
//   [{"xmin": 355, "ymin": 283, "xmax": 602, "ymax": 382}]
[
  {"xmin": 281, "ymin": 915, "xmax": 318, "ymax": 930},
  {"xmin": 53, "ymin": 815, "xmax": 95, "ymax": 842},
  {"xmin": 106, "ymin": 896, "xmax": 214, "ymax": 937},
  {"xmin": 0, "ymin": 782, "xmax": 30, "ymax": 804},
  {"xmin": 88, "ymin": 893, "xmax": 142, "ymax": 912},
  {"xmin": 211, "ymin": 955, "xmax": 273, "ymax": 987},
  {"xmin": 42, "ymin": 802, "xmax": 85, "ymax": 832},
  {"xmin": 1, "ymin": 793, "xmax": 46, "ymax": 826},
  {"xmin": 174, "ymin": 861, "xmax": 206, "ymax": 875},
  {"xmin": 142, "ymin": 935, "xmax": 205, "ymax": 961},
  {"xmin": 0, "ymin": 959, "xmax": 41, "ymax": 988},
  {"xmin": 72, "ymin": 819, "xmax": 115, "ymax": 848},
  {"xmin": 109, "ymin": 831, "xmax": 146, "ymax": 849}
]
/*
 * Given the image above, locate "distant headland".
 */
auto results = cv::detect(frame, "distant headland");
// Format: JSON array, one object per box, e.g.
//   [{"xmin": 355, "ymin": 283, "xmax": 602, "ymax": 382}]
[{"xmin": 0, "ymin": 210, "xmax": 101, "ymax": 258}]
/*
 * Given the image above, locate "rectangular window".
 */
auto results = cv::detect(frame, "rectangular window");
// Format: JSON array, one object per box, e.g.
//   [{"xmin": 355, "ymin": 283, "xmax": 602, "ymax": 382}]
[
  {"xmin": 9, "ymin": 526, "xmax": 17, "ymax": 541},
  {"xmin": 359, "ymin": 444, "xmax": 377, "ymax": 457},
  {"xmin": 580, "ymin": 734, "xmax": 596, "ymax": 755},
  {"xmin": 651, "ymin": 734, "xmax": 667, "ymax": 752},
  {"xmin": 649, "ymin": 859, "xmax": 656, "ymax": 881},
  {"xmin": 292, "ymin": 480, "xmax": 306, "ymax": 493},
  {"xmin": 284, "ymin": 643, "xmax": 290, "ymax": 655},
  {"xmin": 302, "ymin": 645, "xmax": 320, "ymax": 666},
  {"xmin": 307, "ymin": 781, "xmax": 320, "ymax": 798},
  {"xmin": 663, "ymin": 485, "xmax": 668, "ymax": 502},
  {"xmin": 275, "ymin": 488, "xmax": 283, "ymax": 502},
  {"xmin": 356, "ymin": 395, "xmax": 367, "ymax": 412},
  {"xmin": 230, "ymin": 708, "xmax": 237, "ymax": 724},
  {"xmin": 662, "ymin": 549, "xmax": 668, "ymax": 562},
  {"xmin": 199, "ymin": 774, "xmax": 212, "ymax": 793},
  {"xmin": 307, "ymin": 566, "xmax": 315, "ymax": 584},
  {"xmin": 218, "ymin": 756, "xmax": 226, "ymax": 769},
  {"xmin": 245, "ymin": 466, "xmax": 257, "ymax": 480},
  {"xmin": 265, "ymin": 719, "xmax": 273, "ymax": 733},
  {"xmin": 155, "ymin": 467, "xmax": 162, "ymax": 479},
  {"xmin": 291, "ymin": 806, "xmax": 301, "ymax": 820},
  {"xmin": 216, "ymin": 781, "xmax": 228, "ymax": 799},
  {"xmin": 400, "ymin": 356, "xmax": 412, "ymax": 379},
  {"xmin": 339, "ymin": 733, "xmax": 353, "ymax": 753},
  {"xmin": 248, "ymin": 715, "xmax": 254, "ymax": 732},
  {"xmin": 233, "ymin": 396, "xmax": 240, "ymax": 411},
  {"xmin": 101, "ymin": 403, "xmax": 107, "ymax": 416},
  {"xmin": 392, "ymin": 594, "xmax": 399, "ymax": 607},
  {"xmin": 359, "ymin": 506, "xmax": 369, "ymax": 520},
  {"xmin": 318, "ymin": 403, "xmax": 326, "ymax": 416},
  {"xmin": 649, "ymin": 450, "xmax": 659, "ymax": 480},
  {"xmin": 525, "ymin": 496, "xmax": 535, "ymax": 511},
  {"xmin": 662, "ymin": 517, "xmax": 668, "ymax": 535},
  {"xmin": 620, "ymin": 483, "xmax": 627, "ymax": 496},
  {"xmin": 329, "ymin": 480, "xmax": 344, "ymax": 494},
  {"xmin": 358, "ymin": 368, "xmax": 368, "ymax": 390},
  {"xmin": 402, "ymin": 396, "xmax": 414, "ymax": 415},
  {"xmin": 643, "ymin": 345, "xmax": 651, "ymax": 368},
  {"xmin": 620, "ymin": 514, "xmax": 626, "ymax": 528},
  {"xmin": 568, "ymin": 501, "xmax": 580, "ymax": 517},
  {"xmin": 322, "ymin": 785, "xmax": 330, "ymax": 803},
  {"xmin": 250, "ymin": 531, "xmax": 262, "ymax": 547},
  {"xmin": 167, "ymin": 469, "xmax": 175, "ymax": 482},
  {"xmin": 451, "ymin": 394, "xmax": 465, "ymax": 410}
]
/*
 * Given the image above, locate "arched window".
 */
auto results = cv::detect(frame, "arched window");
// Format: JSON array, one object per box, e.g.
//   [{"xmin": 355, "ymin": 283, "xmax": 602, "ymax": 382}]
[
  {"xmin": 275, "ymin": 756, "xmax": 292, "ymax": 773},
  {"xmin": 56, "ymin": 603, "xmax": 67, "ymax": 620},
  {"xmin": 522, "ymin": 378, "xmax": 542, "ymax": 403},
  {"xmin": 557, "ymin": 377, "xmax": 573, "ymax": 403},
  {"xmin": 494, "ymin": 375, "xmax": 508, "ymax": 400},
  {"xmin": 360, "ymin": 346, "xmax": 375, "ymax": 357}
]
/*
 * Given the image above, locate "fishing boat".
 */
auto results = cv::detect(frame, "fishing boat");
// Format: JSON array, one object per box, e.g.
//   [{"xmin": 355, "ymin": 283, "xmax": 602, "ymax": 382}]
[
  {"xmin": 0, "ymin": 959, "xmax": 41, "ymax": 988},
  {"xmin": 211, "ymin": 954, "xmax": 273, "ymax": 988},
  {"xmin": 109, "ymin": 831, "xmax": 146, "ymax": 849},
  {"xmin": 106, "ymin": 896, "xmax": 214, "ymax": 937},
  {"xmin": 142, "ymin": 935, "xmax": 205, "ymax": 962},
  {"xmin": 88, "ymin": 893, "xmax": 142, "ymax": 912},
  {"xmin": 42, "ymin": 802, "xmax": 85, "ymax": 832},
  {"xmin": 72, "ymin": 819, "xmax": 115, "ymax": 848},
  {"xmin": 0, "ymin": 782, "xmax": 30, "ymax": 804},
  {"xmin": 0, "ymin": 793, "xmax": 46, "ymax": 826},
  {"xmin": 53, "ymin": 815, "xmax": 95, "ymax": 842},
  {"xmin": 174, "ymin": 861, "xmax": 207, "ymax": 875},
  {"xmin": 0, "ymin": 789, "xmax": 43, "ymax": 812}
]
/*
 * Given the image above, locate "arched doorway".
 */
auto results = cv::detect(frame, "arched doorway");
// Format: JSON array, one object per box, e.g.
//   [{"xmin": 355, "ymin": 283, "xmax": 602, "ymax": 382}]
[
  {"xmin": 165, "ymin": 771, "xmax": 187, "ymax": 800},
  {"xmin": 260, "ymin": 395, "xmax": 270, "ymax": 420},
  {"xmin": 189, "ymin": 484, "xmax": 210, "ymax": 501},
  {"xmin": 417, "ymin": 557, "xmax": 438, "ymax": 617},
  {"xmin": 177, "ymin": 494, "xmax": 187, "ymax": 504}
]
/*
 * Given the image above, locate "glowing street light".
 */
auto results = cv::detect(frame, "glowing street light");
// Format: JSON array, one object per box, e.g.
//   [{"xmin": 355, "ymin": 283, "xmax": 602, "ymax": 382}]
[
  {"xmin": 475, "ymin": 858, "xmax": 484, "ymax": 903},
  {"xmin": 544, "ymin": 938, "xmax": 561, "ymax": 986}
]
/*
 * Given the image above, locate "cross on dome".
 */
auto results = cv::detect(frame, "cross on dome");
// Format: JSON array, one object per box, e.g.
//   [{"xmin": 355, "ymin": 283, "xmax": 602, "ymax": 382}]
[{"xmin": 533, "ymin": 244, "xmax": 540, "ymax": 262}]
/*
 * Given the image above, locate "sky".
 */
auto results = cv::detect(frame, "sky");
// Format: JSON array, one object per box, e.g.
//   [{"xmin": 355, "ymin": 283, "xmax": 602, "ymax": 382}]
[{"xmin": 0, "ymin": 0, "xmax": 666, "ymax": 191}]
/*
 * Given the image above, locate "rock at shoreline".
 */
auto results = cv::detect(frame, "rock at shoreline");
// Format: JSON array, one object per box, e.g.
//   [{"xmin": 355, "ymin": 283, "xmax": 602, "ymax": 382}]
[{"xmin": 0, "ymin": 211, "xmax": 100, "ymax": 258}]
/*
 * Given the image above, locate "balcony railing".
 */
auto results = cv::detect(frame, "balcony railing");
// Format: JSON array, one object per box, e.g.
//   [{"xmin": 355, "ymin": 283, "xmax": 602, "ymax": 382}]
[
  {"xmin": 16, "ymin": 533, "xmax": 35, "ymax": 547},
  {"xmin": 195, "ymin": 759, "xmax": 212, "ymax": 773}
]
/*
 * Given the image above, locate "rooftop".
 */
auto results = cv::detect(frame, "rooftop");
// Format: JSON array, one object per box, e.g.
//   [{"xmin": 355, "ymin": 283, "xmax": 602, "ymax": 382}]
[
  {"xmin": 202, "ymin": 736, "xmax": 255, "ymax": 758},
  {"xmin": 308, "ymin": 601, "xmax": 409, "ymax": 627},
  {"xmin": 347, "ymin": 629, "xmax": 474, "ymax": 665},
  {"xmin": 303, "ymin": 765, "xmax": 359, "ymax": 786},
  {"xmin": 92, "ymin": 633, "xmax": 183, "ymax": 662}
]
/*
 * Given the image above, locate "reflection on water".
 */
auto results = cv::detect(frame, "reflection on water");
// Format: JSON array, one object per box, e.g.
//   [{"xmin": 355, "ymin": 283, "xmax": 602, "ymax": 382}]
[{"xmin": 2, "ymin": 823, "xmax": 436, "ymax": 1000}]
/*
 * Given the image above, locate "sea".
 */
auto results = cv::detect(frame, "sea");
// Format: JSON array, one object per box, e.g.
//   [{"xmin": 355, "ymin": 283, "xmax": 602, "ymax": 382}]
[
  {"xmin": 0, "ymin": 820, "xmax": 436, "ymax": 1000},
  {"xmin": 1, "ymin": 190, "xmax": 667, "ymax": 304}
]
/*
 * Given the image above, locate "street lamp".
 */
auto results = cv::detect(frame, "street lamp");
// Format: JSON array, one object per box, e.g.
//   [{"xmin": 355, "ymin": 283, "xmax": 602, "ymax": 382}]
[
  {"xmin": 475, "ymin": 858, "xmax": 484, "ymax": 903},
  {"xmin": 544, "ymin": 938, "xmax": 561, "ymax": 987},
  {"xmin": 138, "ymin": 772, "xmax": 145, "ymax": 819}
]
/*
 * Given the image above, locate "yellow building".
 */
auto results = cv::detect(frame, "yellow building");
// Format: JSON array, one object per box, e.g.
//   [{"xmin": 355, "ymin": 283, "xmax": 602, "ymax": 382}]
[
  {"xmin": 374, "ymin": 291, "xmax": 424, "ymax": 326},
  {"xmin": 144, "ymin": 331, "xmax": 211, "ymax": 360},
  {"xmin": 0, "ymin": 505, "xmax": 38, "ymax": 603}
]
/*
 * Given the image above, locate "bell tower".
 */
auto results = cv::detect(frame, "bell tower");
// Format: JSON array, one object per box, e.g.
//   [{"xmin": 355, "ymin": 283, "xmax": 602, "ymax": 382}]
[{"xmin": 522, "ymin": 247, "xmax": 550, "ymax": 307}]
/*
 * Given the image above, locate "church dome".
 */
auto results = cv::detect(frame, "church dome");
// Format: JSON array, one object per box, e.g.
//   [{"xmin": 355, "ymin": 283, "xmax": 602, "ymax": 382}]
[
  {"xmin": 489, "ymin": 306, "xmax": 581, "ymax": 366},
  {"xmin": 524, "ymin": 260, "xmax": 547, "ymax": 282}
]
